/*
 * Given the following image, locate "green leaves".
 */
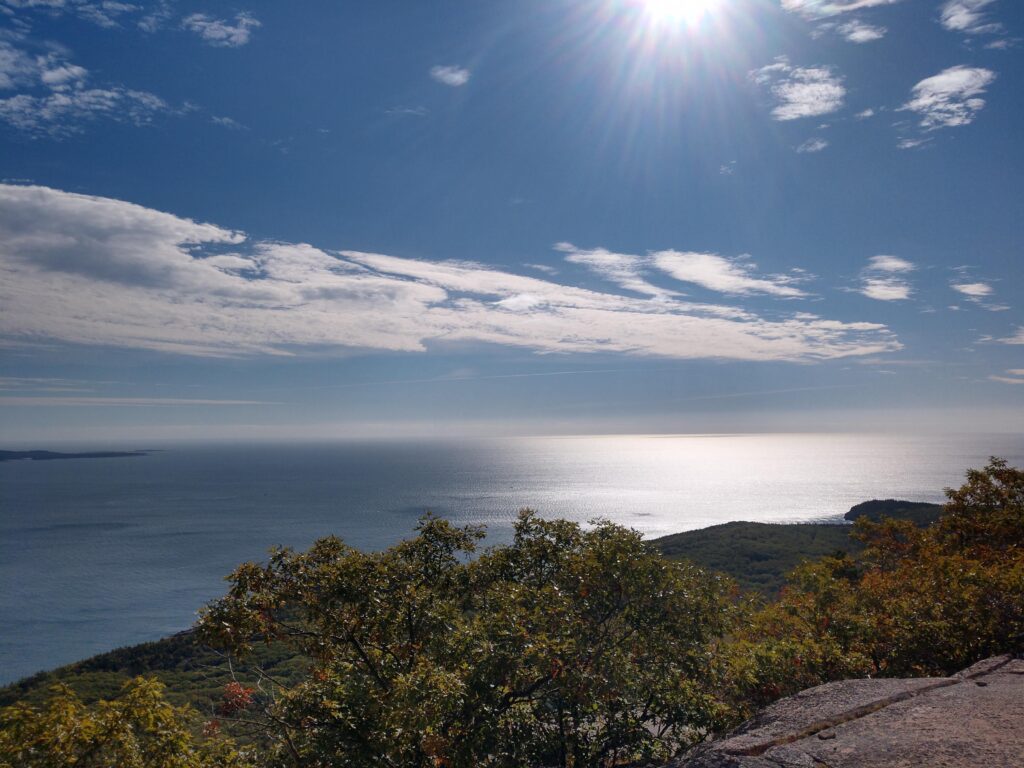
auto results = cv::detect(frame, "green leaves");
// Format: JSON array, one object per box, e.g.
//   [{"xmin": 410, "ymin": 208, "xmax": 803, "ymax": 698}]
[{"xmin": 196, "ymin": 510, "xmax": 735, "ymax": 767}]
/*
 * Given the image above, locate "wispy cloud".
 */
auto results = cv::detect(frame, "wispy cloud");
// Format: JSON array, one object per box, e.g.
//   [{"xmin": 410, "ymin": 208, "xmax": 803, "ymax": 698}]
[
  {"xmin": 750, "ymin": 57, "xmax": 845, "ymax": 121},
  {"xmin": 0, "ymin": 185, "xmax": 901, "ymax": 362},
  {"xmin": 1, "ymin": 0, "xmax": 140, "ymax": 28},
  {"xmin": 999, "ymin": 328, "xmax": 1024, "ymax": 345},
  {"xmin": 0, "ymin": 396, "xmax": 276, "ymax": 406},
  {"xmin": 558, "ymin": 243, "xmax": 808, "ymax": 298},
  {"xmin": 523, "ymin": 263, "xmax": 557, "ymax": 275},
  {"xmin": 138, "ymin": 1, "xmax": 175, "ymax": 33},
  {"xmin": 858, "ymin": 255, "xmax": 915, "ymax": 301},
  {"xmin": 797, "ymin": 137, "xmax": 829, "ymax": 153},
  {"xmin": 0, "ymin": 42, "xmax": 168, "ymax": 136},
  {"xmin": 781, "ymin": 0, "xmax": 903, "ymax": 19},
  {"xmin": 211, "ymin": 115, "xmax": 247, "ymax": 130},
  {"xmin": 556, "ymin": 243, "xmax": 676, "ymax": 298},
  {"xmin": 837, "ymin": 19, "xmax": 887, "ymax": 42},
  {"xmin": 940, "ymin": 0, "xmax": 1003, "ymax": 36},
  {"xmin": 0, "ymin": 376, "xmax": 101, "ymax": 392},
  {"xmin": 430, "ymin": 65, "xmax": 470, "ymax": 87},
  {"xmin": 900, "ymin": 65, "xmax": 996, "ymax": 131},
  {"xmin": 651, "ymin": 251, "xmax": 808, "ymax": 297},
  {"xmin": 951, "ymin": 279, "xmax": 1010, "ymax": 312},
  {"xmin": 989, "ymin": 369, "xmax": 1024, "ymax": 384},
  {"xmin": 385, "ymin": 105, "xmax": 428, "ymax": 117},
  {"xmin": 183, "ymin": 12, "xmax": 261, "ymax": 48},
  {"xmin": 854, "ymin": 108, "xmax": 876, "ymax": 119}
]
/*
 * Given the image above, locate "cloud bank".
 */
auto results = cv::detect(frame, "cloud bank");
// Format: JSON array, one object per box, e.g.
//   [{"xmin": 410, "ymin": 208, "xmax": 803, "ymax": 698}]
[{"xmin": 0, "ymin": 185, "xmax": 901, "ymax": 362}]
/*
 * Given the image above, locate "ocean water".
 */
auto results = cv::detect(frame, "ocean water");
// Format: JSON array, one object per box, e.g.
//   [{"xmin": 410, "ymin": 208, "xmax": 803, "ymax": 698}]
[{"xmin": 1, "ymin": 433, "xmax": 1022, "ymax": 685}]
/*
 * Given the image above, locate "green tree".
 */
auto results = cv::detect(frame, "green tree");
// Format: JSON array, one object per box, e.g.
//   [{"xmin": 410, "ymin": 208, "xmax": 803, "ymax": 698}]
[
  {"xmin": 0, "ymin": 676, "xmax": 253, "ymax": 768},
  {"xmin": 197, "ymin": 512, "xmax": 736, "ymax": 767}
]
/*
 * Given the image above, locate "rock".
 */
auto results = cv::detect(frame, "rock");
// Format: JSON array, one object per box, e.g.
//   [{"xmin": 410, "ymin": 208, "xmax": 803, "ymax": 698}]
[{"xmin": 672, "ymin": 655, "xmax": 1024, "ymax": 768}]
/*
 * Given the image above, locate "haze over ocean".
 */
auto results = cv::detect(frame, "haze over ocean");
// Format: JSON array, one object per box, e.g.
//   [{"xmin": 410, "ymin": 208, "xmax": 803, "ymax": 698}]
[{"xmin": 2, "ymin": 432, "xmax": 1022, "ymax": 685}]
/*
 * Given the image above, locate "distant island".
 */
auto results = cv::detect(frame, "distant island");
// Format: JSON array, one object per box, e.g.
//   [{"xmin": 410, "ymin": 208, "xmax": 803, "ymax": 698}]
[{"xmin": 0, "ymin": 450, "xmax": 150, "ymax": 462}]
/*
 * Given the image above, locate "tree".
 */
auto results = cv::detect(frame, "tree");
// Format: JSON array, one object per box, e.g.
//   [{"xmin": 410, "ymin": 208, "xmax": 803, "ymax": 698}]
[
  {"xmin": 197, "ymin": 512, "xmax": 736, "ymax": 767},
  {"xmin": 724, "ymin": 458, "xmax": 1024, "ymax": 713},
  {"xmin": 0, "ymin": 676, "xmax": 253, "ymax": 768}
]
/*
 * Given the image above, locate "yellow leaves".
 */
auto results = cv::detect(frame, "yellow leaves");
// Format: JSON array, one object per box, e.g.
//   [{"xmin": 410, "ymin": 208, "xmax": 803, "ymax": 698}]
[{"xmin": 0, "ymin": 677, "xmax": 254, "ymax": 768}]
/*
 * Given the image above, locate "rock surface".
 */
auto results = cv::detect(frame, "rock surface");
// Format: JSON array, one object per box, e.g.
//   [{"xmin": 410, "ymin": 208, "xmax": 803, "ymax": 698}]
[{"xmin": 673, "ymin": 655, "xmax": 1024, "ymax": 767}]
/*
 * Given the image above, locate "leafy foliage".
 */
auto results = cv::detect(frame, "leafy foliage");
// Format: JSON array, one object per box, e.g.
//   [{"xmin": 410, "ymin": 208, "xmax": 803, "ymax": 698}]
[
  {"xmin": 724, "ymin": 458, "xmax": 1024, "ymax": 715},
  {"xmin": 197, "ymin": 512, "xmax": 736, "ymax": 767},
  {"xmin": 0, "ymin": 676, "xmax": 252, "ymax": 768}
]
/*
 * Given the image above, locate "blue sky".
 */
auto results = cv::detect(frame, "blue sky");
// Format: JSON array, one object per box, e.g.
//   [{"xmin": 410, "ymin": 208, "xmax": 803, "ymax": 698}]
[{"xmin": 0, "ymin": 0, "xmax": 1021, "ymax": 441}]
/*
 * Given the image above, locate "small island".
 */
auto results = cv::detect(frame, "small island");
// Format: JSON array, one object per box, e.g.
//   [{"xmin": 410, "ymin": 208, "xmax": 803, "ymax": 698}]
[{"xmin": 0, "ymin": 450, "xmax": 150, "ymax": 462}]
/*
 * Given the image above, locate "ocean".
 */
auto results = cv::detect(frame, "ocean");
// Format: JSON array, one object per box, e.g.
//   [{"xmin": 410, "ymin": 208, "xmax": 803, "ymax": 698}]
[{"xmin": 1, "ymin": 432, "xmax": 1022, "ymax": 685}]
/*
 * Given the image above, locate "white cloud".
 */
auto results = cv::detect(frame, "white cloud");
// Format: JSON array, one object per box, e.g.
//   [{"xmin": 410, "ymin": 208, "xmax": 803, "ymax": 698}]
[
  {"xmin": 0, "ymin": 185, "xmax": 901, "ymax": 362},
  {"xmin": 951, "ymin": 281, "xmax": 993, "ymax": 298},
  {"xmin": 951, "ymin": 280, "xmax": 1009, "ymax": 312},
  {"xmin": 1000, "ymin": 328, "xmax": 1024, "ymax": 345},
  {"xmin": 837, "ymin": 19, "xmax": 887, "ymax": 42},
  {"xmin": 750, "ymin": 57, "xmax": 845, "ymax": 121},
  {"xmin": 558, "ymin": 243, "xmax": 808, "ymax": 299},
  {"xmin": 858, "ymin": 255, "xmax": 915, "ymax": 301},
  {"xmin": 901, "ymin": 65, "xmax": 996, "ymax": 130},
  {"xmin": 0, "ymin": 41, "xmax": 167, "ymax": 135},
  {"xmin": 781, "ymin": 0, "xmax": 902, "ymax": 19},
  {"xmin": 0, "ymin": 86, "xmax": 166, "ymax": 135},
  {"xmin": 0, "ymin": 40, "xmax": 36, "ymax": 90},
  {"xmin": 855, "ymin": 108, "xmax": 876, "ymax": 119},
  {"xmin": 940, "ymin": 0, "xmax": 1003, "ymax": 35},
  {"xmin": 868, "ymin": 255, "xmax": 915, "ymax": 272},
  {"xmin": 651, "ymin": 251, "xmax": 808, "ymax": 297},
  {"xmin": 797, "ymin": 137, "xmax": 829, "ymax": 153},
  {"xmin": 183, "ymin": 12, "xmax": 260, "ymax": 47},
  {"xmin": 557, "ymin": 242, "xmax": 676, "ymax": 298},
  {"xmin": 430, "ymin": 65, "xmax": 470, "ymax": 87}
]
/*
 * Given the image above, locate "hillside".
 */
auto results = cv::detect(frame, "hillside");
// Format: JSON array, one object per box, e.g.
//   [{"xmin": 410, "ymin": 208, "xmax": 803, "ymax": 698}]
[{"xmin": 652, "ymin": 521, "xmax": 856, "ymax": 595}]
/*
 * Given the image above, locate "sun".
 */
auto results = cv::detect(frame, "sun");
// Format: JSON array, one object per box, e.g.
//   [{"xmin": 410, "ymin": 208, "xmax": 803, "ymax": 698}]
[{"xmin": 639, "ymin": 0, "xmax": 720, "ymax": 26}]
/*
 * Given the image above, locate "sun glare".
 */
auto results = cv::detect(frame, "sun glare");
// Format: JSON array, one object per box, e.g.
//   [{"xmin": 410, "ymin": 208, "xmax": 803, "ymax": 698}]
[{"xmin": 640, "ymin": 0, "xmax": 720, "ymax": 26}]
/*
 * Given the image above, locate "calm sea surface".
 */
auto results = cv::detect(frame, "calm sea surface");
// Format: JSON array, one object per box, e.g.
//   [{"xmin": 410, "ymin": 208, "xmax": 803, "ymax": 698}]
[{"xmin": 2, "ymin": 433, "xmax": 1022, "ymax": 685}]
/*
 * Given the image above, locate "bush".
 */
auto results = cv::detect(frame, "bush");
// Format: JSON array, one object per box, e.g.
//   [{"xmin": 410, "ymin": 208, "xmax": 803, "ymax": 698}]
[
  {"xmin": 0, "ymin": 676, "xmax": 252, "ymax": 768},
  {"xmin": 197, "ymin": 512, "xmax": 736, "ymax": 768}
]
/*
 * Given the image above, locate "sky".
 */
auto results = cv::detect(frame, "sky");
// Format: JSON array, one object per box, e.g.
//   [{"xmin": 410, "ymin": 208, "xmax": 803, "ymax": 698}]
[{"xmin": 0, "ymin": 0, "xmax": 1021, "ymax": 442}]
